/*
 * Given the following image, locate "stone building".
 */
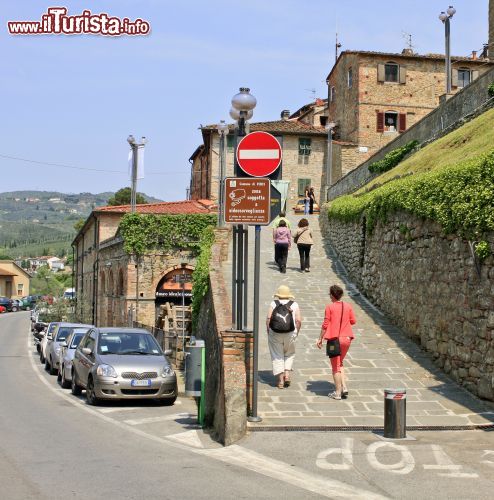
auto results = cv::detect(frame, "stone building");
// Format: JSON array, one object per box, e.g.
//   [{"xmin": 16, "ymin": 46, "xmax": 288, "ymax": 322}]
[
  {"xmin": 72, "ymin": 200, "xmax": 214, "ymax": 326},
  {"xmin": 326, "ymin": 50, "xmax": 494, "ymax": 183},
  {"xmin": 189, "ymin": 107, "xmax": 338, "ymax": 209},
  {"xmin": 0, "ymin": 260, "xmax": 30, "ymax": 299}
]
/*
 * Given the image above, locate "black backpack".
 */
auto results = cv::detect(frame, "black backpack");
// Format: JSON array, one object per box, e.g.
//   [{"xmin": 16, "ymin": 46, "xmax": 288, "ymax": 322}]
[{"xmin": 269, "ymin": 300, "xmax": 295, "ymax": 333}]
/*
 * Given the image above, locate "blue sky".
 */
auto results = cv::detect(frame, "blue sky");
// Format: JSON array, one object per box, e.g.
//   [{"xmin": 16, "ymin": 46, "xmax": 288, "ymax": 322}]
[{"xmin": 0, "ymin": 0, "xmax": 489, "ymax": 200}]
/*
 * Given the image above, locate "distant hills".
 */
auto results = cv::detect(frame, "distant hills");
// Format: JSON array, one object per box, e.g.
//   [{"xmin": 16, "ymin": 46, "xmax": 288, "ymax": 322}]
[{"xmin": 0, "ymin": 190, "xmax": 161, "ymax": 258}]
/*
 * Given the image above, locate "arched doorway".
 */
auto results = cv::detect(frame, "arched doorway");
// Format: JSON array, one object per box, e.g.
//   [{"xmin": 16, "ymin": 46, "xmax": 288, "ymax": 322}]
[{"xmin": 155, "ymin": 264, "xmax": 194, "ymax": 333}]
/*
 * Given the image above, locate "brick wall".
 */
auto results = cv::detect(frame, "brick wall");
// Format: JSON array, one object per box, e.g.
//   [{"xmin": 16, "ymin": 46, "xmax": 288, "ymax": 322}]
[
  {"xmin": 320, "ymin": 211, "xmax": 494, "ymax": 400},
  {"xmin": 328, "ymin": 66, "xmax": 494, "ymax": 200},
  {"xmin": 195, "ymin": 227, "xmax": 254, "ymax": 445}
]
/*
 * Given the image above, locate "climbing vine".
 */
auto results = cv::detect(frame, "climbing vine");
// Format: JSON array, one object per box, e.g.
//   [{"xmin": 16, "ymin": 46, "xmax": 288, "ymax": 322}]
[
  {"xmin": 474, "ymin": 240, "xmax": 491, "ymax": 260},
  {"xmin": 488, "ymin": 82, "xmax": 494, "ymax": 97},
  {"xmin": 368, "ymin": 140, "xmax": 419, "ymax": 174},
  {"xmin": 328, "ymin": 150, "xmax": 494, "ymax": 238},
  {"xmin": 119, "ymin": 213, "xmax": 217, "ymax": 255},
  {"xmin": 191, "ymin": 226, "xmax": 215, "ymax": 331}
]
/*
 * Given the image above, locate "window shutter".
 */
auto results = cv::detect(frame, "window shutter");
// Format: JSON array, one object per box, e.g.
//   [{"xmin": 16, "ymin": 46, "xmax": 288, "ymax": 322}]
[
  {"xmin": 377, "ymin": 64, "xmax": 385, "ymax": 82},
  {"xmin": 399, "ymin": 113, "xmax": 407, "ymax": 132},
  {"xmin": 451, "ymin": 69, "xmax": 459, "ymax": 88},
  {"xmin": 472, "ymin": 70, "xmax": 479, "ymax": 81},
  {"xmin": 399, "ymin": 66, "xmax": 407, "ymax": 84},
  {"xmin": 376, "ymin": 112, "xmax": 384, "ymax": 132}
]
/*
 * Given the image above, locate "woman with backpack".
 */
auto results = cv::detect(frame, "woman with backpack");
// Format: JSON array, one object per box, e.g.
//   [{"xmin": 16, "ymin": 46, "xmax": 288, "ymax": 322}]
[
  {"xmin": 266, "ymin": 285, "xmax": 302, "ymax": 389},
  {"xmin": 316, "ymin": 284, "xmax": 356, "ymax": 400}
]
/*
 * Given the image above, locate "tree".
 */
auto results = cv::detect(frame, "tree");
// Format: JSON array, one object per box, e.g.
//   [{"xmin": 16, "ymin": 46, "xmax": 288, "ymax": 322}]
[
  {"xmin": 74, "ymin": 218, "xmax": 85, "ymax": 232},
  {"xmin": 107, "ymin": 187, "xmax": 147, "ymax": 206}
]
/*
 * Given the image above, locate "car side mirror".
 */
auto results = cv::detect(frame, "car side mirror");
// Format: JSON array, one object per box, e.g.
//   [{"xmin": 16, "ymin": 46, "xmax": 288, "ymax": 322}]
[
  {"xmin": 47, "ymin": 334, "xmax": 53, "ymax": 340},
  {"xmin": 60, "ymin": 341, "xmax": 68, "ymax": 348},
  {"xmin": 82, "ymin": 347, "xmax": 92, "ymax": 355},
  {"xmin": 164, "ymin": 349, "xmax": 172, "ymax": 357}
]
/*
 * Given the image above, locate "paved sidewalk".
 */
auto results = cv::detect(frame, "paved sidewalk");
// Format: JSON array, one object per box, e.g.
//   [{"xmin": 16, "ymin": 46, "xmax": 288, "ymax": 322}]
[{"xmin": 223, "ymin": 214, "xmax": 494, "ymax": 428}]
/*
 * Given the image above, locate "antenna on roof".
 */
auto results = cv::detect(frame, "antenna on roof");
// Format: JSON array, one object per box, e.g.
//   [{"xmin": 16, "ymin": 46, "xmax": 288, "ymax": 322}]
[
  {"xmin": 335, "ymin": 32, "xmax": 342, "ymax": 62},
  {"xmin": 402, "ymin": 32, "xmax": 414, "ymax": 52},
  {"xmin": 304, "ymin": 88, "xmax": 316, "ymax": 101}
]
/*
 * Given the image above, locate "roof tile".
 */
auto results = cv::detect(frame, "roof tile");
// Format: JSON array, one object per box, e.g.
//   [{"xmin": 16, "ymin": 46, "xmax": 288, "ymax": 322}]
[
  {"xmin": 203, "ymin": 119, "xmax": 327, "ymax": 136},
  {"xmin": 95, "ymin": 200, "xmax": 215, "ymax": 215}
]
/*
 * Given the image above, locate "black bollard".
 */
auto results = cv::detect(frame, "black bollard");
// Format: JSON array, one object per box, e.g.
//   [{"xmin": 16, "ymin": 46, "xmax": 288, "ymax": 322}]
[{"xmin": 384, "ymin": 388, "xmax": 406, "ymax": 439}]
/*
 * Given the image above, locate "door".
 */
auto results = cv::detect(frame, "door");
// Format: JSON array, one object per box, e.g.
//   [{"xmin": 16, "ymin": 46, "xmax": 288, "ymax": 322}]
[
  {"xmin": 5, "ymin": 281, "xmax": 12, "ymax": 298},
  {"xmin": 76, "ymin": 331, "xmax": 96, "ymax": 386}
]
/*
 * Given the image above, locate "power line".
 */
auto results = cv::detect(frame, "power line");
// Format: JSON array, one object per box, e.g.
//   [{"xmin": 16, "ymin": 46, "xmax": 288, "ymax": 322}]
[{"xmin": 0, "ymin": 154, "xmax": 184, "ymax": 176}]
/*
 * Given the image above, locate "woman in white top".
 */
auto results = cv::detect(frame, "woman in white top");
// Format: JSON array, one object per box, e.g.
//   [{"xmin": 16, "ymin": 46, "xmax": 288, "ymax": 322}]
[{"xmin": 266, "ymin": 285, "xmax": 302, "ymax": 389}]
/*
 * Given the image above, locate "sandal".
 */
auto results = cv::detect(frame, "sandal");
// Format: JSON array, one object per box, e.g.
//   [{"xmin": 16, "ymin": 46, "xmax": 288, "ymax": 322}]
[
  {"xmin": 284, "ymin": 377, "xmax": 291, "ymax": 388},
  {"xmin": 277, "ymin": 383, "xmax": 284, "ymax": 389},
  {"xmin": 342, "ymin": 390, "xmax": 349, "ymax": 399},
  {"xmin": 328, "ymin": 391, "xmax": 342, "ymax": 400}
]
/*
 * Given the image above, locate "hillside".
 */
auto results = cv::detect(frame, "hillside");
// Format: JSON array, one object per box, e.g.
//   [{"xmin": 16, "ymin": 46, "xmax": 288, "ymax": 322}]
[
  {"xmin": 357, "ymin": 107, "xmax": 494, "ymax": 195},
  {"xmin": 328, "ymin": 108, "xmax": 494, "ymax": 238},
  {"xmin": 0, "ymin": 190, "xmax": 161, "ymax": 258}
]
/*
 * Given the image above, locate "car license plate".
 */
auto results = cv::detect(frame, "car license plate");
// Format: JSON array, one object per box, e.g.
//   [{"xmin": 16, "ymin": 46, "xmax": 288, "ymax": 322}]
[{"xmin": 131, "ymin": 379, "xmax": 151, "ymax": 387}]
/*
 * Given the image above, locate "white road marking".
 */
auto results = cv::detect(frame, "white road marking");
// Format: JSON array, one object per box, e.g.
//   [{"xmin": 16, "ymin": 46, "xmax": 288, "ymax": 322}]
[
  {"xmin": 167, "ymin": 430, "xmax": 204, "ymax": 449},
  {"xmin": 367, "ymin": 442, "xmax": 415, "ymax": 475},
  {"xmin": 124, "ymin": 413, "xmax": 195, "ymax": 426},
  {"xmin": 238, "ymin": 149, "xmax": 279, "ymax": 160},
  {"xmin": 25, "ymin": 328, "xmax": 387, "ymax": 499},
  {"xmin": 316, "ymin": 438, "xmax": 354, "ymax": 470}
]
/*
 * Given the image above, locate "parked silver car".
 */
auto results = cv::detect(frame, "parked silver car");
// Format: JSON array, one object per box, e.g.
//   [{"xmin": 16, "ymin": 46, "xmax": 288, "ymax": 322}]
[
  {"xmin": 40, "ymin": 322, "xmax": 60, "ymax": 364},
  {"xmin": 57, "ymin": 328, "xmax": 89, "ymax": 388},
  {"xmin": 71, "ymin": 328, "xmax": 177, "ymax": 405},
  {"xmin": 45, "ymin": 322, "xmax": 93, "ymax": 375}
]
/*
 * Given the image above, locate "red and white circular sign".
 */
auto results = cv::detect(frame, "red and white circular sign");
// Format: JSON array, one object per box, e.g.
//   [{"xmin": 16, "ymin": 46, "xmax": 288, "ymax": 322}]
[{"xmin": 236, "ymin": 131, "xmax": 282, "ymax": 177}]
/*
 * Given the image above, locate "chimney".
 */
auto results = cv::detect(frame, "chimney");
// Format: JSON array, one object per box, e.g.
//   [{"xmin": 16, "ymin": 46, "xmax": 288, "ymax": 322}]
[
  {"xmin": 280, "ymin": 110, "xmax": 290, "ymax": 120},
  {"xmin": 471, "ymin": 50, "xmax": 478, "ymax": 60}
]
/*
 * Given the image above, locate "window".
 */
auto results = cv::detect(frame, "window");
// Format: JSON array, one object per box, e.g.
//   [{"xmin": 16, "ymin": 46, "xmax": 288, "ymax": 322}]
[
  {"xmin": 347, "ymin": 68, "xmax": 353, "ymax": 88},
  {"xmin": 319, "ymin": 116, "xmax": 328, "ymax": 127},
  {"xmin": 457, "ymin": 68, "xmax": 471, "ymax": 88},
  {"xmin": 377, "ymin": 111, "xmax": 406, "ymax": 133},
  {"xmin": 329, "ymin": 86, "xmax": 336, "ymax": 102},
  {"xmin": 17, "ymin": 283, "xmax": 24, "ymax": 295},
  {"xmin": 226, "ymin": 135, "xmax": 235, "ymax": 149},
  {"xmin": 297, "ymin": 178, "xmax": 311, "ymax": 196},
  {"xmin": 298, "ymin": 138, "xmax": 311, "ymax": 156},
  {"xmin": 385, "ymin": 63, "xmax": 399, "ymax": 82}
]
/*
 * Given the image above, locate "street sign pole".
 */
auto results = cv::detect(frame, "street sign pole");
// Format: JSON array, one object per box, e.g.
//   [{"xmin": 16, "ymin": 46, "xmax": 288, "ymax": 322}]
[{"xmin": 247, "ymin": 224, "xmax": 262, "ymax": 422}]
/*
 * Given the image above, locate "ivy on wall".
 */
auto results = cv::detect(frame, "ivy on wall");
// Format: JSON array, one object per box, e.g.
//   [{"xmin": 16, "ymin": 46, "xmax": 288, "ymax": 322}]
[
  {"xmin": 328, "ymin": 151, "xmax": 494, "ymax": 243},
  {"xmin": 119, "ymin": 213, "xmax": 217, "ymax": 255},
  {"xmin": 368, "ymin": 140, "xmax": 419, "ymax": 174}
]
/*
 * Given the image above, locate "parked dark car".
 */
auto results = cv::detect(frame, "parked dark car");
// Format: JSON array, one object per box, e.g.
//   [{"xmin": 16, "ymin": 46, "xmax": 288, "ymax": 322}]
[
  {"xmin": 0, "ymin": 297, "xmax": 14, "ymax": 312},
  {"xmin": 21, "ymin": 295, "xmax": 42, "ymax": 310}
]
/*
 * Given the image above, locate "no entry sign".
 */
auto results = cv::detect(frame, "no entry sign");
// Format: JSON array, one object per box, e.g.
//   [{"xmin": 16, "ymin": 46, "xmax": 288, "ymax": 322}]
[{"xmin": 236, "ymin": 131, "xmax": 282, "ymax": 177}]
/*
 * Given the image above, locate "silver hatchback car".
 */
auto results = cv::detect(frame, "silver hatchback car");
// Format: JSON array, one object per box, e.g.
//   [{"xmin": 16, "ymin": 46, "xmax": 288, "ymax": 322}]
[
  {"xmin": 57, "ymin": 328, "xmax": 90, "ymax": 388},
  {"xmin": 71, "ymin": 328, "xmax": 177, "ymax": 405}
]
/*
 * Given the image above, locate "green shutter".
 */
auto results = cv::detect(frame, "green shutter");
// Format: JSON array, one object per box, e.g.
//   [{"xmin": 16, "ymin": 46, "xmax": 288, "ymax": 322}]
[{"xmin": 226, "ymin": 135, "xmax": 234, "ymax": 148}]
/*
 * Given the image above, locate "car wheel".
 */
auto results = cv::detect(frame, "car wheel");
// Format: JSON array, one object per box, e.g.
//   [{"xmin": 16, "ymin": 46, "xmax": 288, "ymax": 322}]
[
  {"xmin": 45, "ymin": 358, "xmax": 51, "ymax": 372},
  {"xmin": 86, "ymin": 377, "xmax": 100, "ymax": 406},
  {"xmin": 61, "ymin": 366, "xmax": 71, "ymax": 389},
  {"xmin": 11, "ymin": 306, "xmax": 18, "ymax": 312},
  {"xmin": 158, "ymin": 395, "xmax": 177, "ymax": 406},
  {"xmin": 71, "ymin": 370, "xmax": 82, "ymax": 396},
  {"xmin": 57, "ymin": 366, "xmax": 62, "ymax": 382},
  {"xmin": 25, "ymin": 306, "xmax": 31, "ymax": 311},
  {"xmin": 40, "ymin": 351, "xmax": 45, "ymax": 364},
  {"xmin": 49, "ymin": 357, "xmax": 57, "ymax": 375}
]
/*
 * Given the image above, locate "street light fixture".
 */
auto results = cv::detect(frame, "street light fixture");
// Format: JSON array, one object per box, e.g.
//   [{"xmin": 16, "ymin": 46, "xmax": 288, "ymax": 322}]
[
  {"xmin": 217, "ymin": 120, "xmax": 229, "ymax": 227},
  {"xmin": 439, "ymin": 5, "xmax": 456, "ymax": 94},
  {"xmin": 127, "ymin": 135, "xmax": 148, "ymax": 213},
  {"xmin": 324, "ymin": 121, "xmax": 337, "ymax": 201},
  {"xmin": 231, "ymin": 88, "xmax": 256, "ymax": 135}
]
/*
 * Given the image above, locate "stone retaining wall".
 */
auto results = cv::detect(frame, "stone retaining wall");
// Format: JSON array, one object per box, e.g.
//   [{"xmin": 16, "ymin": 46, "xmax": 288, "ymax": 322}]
[
  {"xmin": 195, "ymin": 227, "xmax": 252, "ymax": 445},
  {"xmin": 328, "ymin": 66, "xmax": 494, "ymax": 200},
  {"xmin": 320, "ymin": 210, "xmax": 494, "ymax": 400}
]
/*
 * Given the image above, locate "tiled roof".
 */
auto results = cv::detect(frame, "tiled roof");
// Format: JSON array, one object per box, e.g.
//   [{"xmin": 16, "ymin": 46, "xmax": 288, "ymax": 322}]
[
  {"xmin": 326, "ymin": 50, "xmax": 493, "ymax": 80},
  {"xmin": 202, "ymin": 120, "xmax": 327, "ymax": 136},
  {"xmin": 95, "ymin": 200, "xmax": 215, "ymax": 214}
]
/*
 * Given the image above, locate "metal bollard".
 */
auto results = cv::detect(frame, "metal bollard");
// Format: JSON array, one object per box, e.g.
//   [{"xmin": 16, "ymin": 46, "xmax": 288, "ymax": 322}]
[
  {"xmin": 384, "ymin": 388, "xmax": 406, "ymax": 439},
  {"xmin": 185, "ymin": 337, "xmax": 206, "ymax": 426}
]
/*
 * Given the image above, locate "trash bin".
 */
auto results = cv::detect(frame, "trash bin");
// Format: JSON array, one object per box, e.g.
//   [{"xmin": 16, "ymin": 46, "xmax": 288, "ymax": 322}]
[{"xmin": 384, "ymin": 388, "xmax": 406, "ymax": 439}]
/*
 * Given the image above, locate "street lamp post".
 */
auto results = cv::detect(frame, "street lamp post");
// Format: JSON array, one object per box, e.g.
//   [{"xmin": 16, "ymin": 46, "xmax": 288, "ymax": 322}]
[
  {"xmin": 127, "ymin": 135, "xmax": 148, "ymax": 213},
  {"xmin": 217, "ymin": 120, "xmax": 229, "ymax": 227},
  {"xmin": 439, "ymin": 6, "xmax": 456, "ymax": 94},
  {"xmin": 325, "ymin": 121, "xmax": 336, "ymax": 201}
]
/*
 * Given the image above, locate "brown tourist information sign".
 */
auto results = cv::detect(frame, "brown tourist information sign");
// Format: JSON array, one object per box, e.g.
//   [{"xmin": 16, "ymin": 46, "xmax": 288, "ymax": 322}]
[{"xmin": 224, "ymin": 177, "xmax": 271, "ymax": 225}]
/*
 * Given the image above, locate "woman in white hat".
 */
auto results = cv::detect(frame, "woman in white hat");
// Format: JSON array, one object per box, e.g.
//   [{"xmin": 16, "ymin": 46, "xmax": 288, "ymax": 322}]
[{"xmin": 266, "ymin": 285, "xmax": 302, "ymax": 389}]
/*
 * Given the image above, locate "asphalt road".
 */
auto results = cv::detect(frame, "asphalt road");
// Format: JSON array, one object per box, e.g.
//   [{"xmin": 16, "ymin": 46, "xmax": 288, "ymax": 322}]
[{"xmin": 2, "ymin": 312, "xmax": 494, "ymax": 499}]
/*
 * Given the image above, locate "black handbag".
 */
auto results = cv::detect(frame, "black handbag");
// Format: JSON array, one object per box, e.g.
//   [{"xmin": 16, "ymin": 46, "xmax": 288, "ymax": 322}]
[{"xmin": 326, "ymin": 303, "xmax": 344, "ymax": 358}]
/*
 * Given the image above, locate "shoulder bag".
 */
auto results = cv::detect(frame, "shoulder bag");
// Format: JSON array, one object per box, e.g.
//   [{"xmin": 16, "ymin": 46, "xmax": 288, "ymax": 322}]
[
  {"xmin": 326, "ymin": 302, "xmax": 344, "ymax": 358},
  {"xmin": 294, "ymin": 227, "xmax": 308, "ymax": 244}
]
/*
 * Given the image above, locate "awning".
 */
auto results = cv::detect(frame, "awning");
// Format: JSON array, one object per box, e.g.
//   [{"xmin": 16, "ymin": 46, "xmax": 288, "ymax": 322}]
[{"xmin": 0, "ymin": 268, "xmax": 17, "ymax": 277}]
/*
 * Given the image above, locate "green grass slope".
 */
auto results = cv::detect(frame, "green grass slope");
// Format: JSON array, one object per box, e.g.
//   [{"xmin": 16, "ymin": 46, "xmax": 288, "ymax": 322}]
[{"xmin": 328, "ymin": 108, "xmax": 494, "ymax": 240}]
